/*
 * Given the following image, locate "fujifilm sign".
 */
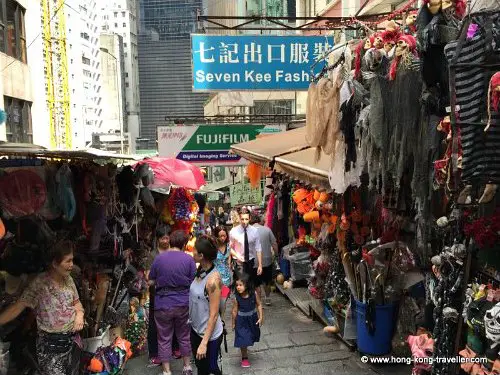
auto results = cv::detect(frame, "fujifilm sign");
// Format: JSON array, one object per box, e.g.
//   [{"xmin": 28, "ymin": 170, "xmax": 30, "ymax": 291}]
[{"xmin": 158, "ymin": 125, "xmax": 286, "ymax": 166}]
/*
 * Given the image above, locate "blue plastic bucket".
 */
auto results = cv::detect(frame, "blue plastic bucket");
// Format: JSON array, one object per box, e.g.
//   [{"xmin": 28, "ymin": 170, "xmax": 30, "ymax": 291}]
[
  {"xmin": 355, "ymin": 300, "xmax": 398, "ymax": 355},
  {"xmin": 279, "ymin": 258, "xmax": 291, "ymax": 279}
]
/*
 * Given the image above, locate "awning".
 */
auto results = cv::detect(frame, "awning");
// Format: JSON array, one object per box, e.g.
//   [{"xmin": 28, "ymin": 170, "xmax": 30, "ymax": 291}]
[
  {"xmin": 274, "ymin": 147, "xmax": 331, "ymax": 190},
  {"xmin": 0, "ymin": 142, "xmax": 140, "ymax": 162},
  {"xmin": 230, "ymin": 127, "xmax": 309, "ymax": 167}
]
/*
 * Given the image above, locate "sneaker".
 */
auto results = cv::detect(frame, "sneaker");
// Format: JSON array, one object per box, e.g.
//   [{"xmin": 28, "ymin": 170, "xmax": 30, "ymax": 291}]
[
  {"xmin": 182, "ymin": 367, "xmax": 193, "ymax": 375},
  {"xmin": 173, "ymin": 349, "xmax": 182, "ymax": 359},
  {"xmin": 265, "ymin": 297, "xmax": 271, "ymax": 306},
  {"xmin": 146, "ymin": 357, "xmax": 161, "ymax": 368},
  {"xmin": 241, "ymin": 359, "xmax": 251, "ymax": 368}
]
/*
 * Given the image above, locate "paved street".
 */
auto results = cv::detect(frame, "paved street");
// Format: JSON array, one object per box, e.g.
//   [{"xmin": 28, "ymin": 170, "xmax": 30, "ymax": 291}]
[{"xmin": 124, "ymin": 291, "xmax": 409, "ymax": 375}]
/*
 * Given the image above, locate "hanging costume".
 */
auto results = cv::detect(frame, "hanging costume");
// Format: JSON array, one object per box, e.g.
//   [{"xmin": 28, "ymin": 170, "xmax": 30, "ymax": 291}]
[{"xmin": 444, "ymin": 13, "xmax": 500, "ymax": 186}]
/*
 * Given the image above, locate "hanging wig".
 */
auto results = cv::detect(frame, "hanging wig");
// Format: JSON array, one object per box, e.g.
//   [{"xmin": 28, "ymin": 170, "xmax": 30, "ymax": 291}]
[
  {"xmin": 354, "ymin": 37, "xmax": 374, "ymax": 79},
  {"xmin": 486, "ymin": 72, "xmax": 500, "ymax": 132},
  {"xmin": 381, "ymin": 28, "xmax": 401, "ymax": 47}
]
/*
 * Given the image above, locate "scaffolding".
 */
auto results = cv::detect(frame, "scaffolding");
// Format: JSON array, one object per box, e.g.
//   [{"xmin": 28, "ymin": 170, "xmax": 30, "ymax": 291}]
[{"xmin": 41, "ymin": 0, "xmax": 71, "ymax": 149}]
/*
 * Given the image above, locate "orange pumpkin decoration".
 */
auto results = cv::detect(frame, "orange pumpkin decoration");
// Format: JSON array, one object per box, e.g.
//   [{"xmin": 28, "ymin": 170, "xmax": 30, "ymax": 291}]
[
  {"xmin": 304, "ymin": 210, "xmax": 320, "ymax": 222},
  {"xmin": 89, "ymin": 358, "xmax": 104, "ymax": 373},
  {"xmin": 313, "ymin": 190, "xmax": 321, "ymax": 201},
  {"xmin": 293, "ymin": 189, "xmax": 315, "ymax": 215},
  {"xmin": 319, "ymin": 192, "xmax": 329, "ymax": 202}
]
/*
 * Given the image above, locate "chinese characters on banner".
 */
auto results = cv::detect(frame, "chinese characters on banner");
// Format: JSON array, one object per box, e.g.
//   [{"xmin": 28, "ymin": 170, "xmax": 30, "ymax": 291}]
[
  {"xmin": 230, "ymin": 182, "xmax": 262, "ymax": 207},
  {"xmin": 191, "ymin": 35, "xmax": 334, "ymax": 91}
]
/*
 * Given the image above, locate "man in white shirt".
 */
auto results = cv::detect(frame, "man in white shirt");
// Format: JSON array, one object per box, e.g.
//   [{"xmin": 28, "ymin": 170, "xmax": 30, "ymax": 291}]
[
  {"xmin": 252, "ymin": 214, "xmax": 278, "ymax": 305},
  {"xmin": 229, "ymin": 208, "xmax": 263, "ymax": 287}
]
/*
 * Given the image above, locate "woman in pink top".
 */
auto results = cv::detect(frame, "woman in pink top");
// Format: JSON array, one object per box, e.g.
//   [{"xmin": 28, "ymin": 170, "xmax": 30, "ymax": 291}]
[{"xmin": 0, "ymin": 240, "xmax": 84, "ymax": 375}]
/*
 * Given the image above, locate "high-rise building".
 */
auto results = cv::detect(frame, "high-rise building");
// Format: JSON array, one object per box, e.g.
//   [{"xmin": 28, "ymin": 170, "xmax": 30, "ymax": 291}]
[
  {"xmin": 100, "ymin": 0, "xmax": 140, "ymax": 152},
  {"xmin": 99, "ymin": 33, "xmax": 127, "ymax": 143},
  {"xmin": 28, "ymin": 0, "xmax": 103, "ymax": 149},
  {"xmin": 1, "ymin": 0, "xmax": 33, "ymax": 144},
  {"xmin": 137, "ymin": 0, "xmax": 208, "ymax": 151}
]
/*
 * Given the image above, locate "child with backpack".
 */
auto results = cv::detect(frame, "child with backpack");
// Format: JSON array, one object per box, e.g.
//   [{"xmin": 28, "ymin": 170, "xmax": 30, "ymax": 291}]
[{"xmin": 231, "ymin": 272, "xmax": 263, "ymax": 368}]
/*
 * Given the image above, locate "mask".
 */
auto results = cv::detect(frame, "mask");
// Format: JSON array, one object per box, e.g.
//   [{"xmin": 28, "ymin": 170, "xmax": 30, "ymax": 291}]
[
  {"xmin": 364, "ymin": 38, "xmax": 372, "ymax": 50},
  {"xmin": 396, "ymin": 40, "xmax": 408, "ymax": 56},
  {"xmin": 485, "ymin": 303, "xmax": 500, "ymax": 345},
  {"xmin": 384, "ymin": 41, "xmax": 395, "ymax": 53},
  {"xmin": 374, "ymin": 36, "xmax": 384, "ymax": 49},
  {"xmin": 406, "ymin": 13, "xmax": 417, "ymax": 26}
]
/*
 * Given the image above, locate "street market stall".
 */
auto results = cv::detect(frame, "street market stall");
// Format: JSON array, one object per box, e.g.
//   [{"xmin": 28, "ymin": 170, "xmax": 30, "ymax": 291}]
[
  {"xmin": 0, "ymin": 148, "xmax": 205, "ymax": 374},
  {"xmin": 231, "ymin": 3, "xmax": 500, "ymax": 373}
]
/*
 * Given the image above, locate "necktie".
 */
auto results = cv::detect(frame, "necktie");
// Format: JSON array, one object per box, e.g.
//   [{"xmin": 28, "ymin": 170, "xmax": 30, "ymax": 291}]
[{"xmin": 244, "ymin": 227, "xmax": 250, "ymax": 262}]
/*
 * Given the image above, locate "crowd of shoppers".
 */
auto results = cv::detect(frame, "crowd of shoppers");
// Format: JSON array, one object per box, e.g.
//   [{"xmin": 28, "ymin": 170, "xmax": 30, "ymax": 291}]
[{"xmin": 0, "ymin": 206, "xmax": 275, "ymax": 375}]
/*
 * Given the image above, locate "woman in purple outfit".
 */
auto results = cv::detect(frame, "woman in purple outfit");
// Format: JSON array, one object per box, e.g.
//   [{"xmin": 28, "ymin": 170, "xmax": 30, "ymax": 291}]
[{"xmin": 149, "ymin": 230, "xmax": 196, "ymax": 375}]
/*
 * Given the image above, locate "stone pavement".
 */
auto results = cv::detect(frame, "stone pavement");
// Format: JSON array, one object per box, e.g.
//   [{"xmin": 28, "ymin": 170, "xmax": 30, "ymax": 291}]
[{"xmin": 124, "ymin": 292, "xmax": 409, "ymax": 375}]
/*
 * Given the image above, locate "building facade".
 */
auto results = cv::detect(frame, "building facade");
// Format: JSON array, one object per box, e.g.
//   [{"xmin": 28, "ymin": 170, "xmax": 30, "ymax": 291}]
[
  {"xmin": 0, "ymin": 0, "xmax": 33, "ymax": 144},
  {"xmin": 100, "ymin": 0, "xmax": 140, "ymax": 152},
  {"xmin": 27, "ymin": 0, "xmax": 103, "ymax": 149},
  {"xmin": 99, "ymin": 33, "xmax": 127, "ymax": 145},
  {"xmin": 137, "ymin": 0, "xmax": 208, "ymax": 151}
]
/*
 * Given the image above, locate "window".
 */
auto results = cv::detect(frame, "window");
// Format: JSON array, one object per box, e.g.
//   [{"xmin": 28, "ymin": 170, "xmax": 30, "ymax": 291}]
[
  {"xmin": 2, "ymin": 0, "xmax": 27, "ymax": 62},
  {"xmin": 123, "ymin": 42, "xmax": 127, "ymax": 47},
  {"xmin": 250, "ymin": 100, "xmax": 294, "ymax": 116},
  {"xmin": 114, "ymin": 23, "xmax": 118, "ymax": 28},
  {"xmin": 122, "ymin": 22, "xmax": 126, "ymax": 27},
  {"xmin": 125, "ymin": 82, "xmax": 129, "ymax": 88},
  {"xmin": 82, "ymin": 56, "xmax": 90, "ymax": 65},
  {"xmin": 122, "ymin": 11, "xmax": 125, "ymax": 17},
  {"xmin": 114, "ymin": 12, "xmax": 117, "ymax": 17},
  {"xmin": 4, "ymin": 96, "xmax": 32, "ymax": 143},
  {"xmin": 124, "ymin": 52, "xmax": 127, "ymax": 57},
  {"xmin": 125, "ymin": 72, "xmax": 128, "ymax": 77}
]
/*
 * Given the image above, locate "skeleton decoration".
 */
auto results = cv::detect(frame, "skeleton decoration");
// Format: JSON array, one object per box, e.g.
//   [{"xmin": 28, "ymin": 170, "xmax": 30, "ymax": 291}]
[
  {"xmin": 436, "ymin": 216, "xmax": 449, "ymax": 228},
  {"xmin": 405, "ymin": 11, "xmax": 418, "ymax": 34},
  {"xmin": 449, "ymin": 241, "xmax": 466, "ymax": 259},
  {"xmin": 389, "ymin": 35, "xmax": 418, "ymax": 80},
  {"xmin": 462, "ymin": 286, "xmax": 474, "ymax": 321},
  {"xmin": 373, "ymin": 33, "xmax": 384, "ymax": 50},
  {"xmin": 354, "ymin": 37, "xmax": 375, "ymax": 79},
  {"xmin": 443, "ymin": 307, "xmax": 459, "ymax": 322},
  {"xmin": 484, "ymin": 302, "xmax": 500, "ymax": 348}
]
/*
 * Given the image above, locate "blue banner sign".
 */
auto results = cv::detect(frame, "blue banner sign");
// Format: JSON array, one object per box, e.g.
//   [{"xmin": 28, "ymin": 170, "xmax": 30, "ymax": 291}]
[{"xmin": 191, "ymin": 34, "xmax": 334, "ymax": 91}]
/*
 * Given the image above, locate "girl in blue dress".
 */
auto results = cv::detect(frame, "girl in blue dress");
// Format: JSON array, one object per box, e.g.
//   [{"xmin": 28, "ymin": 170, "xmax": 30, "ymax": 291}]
[
  {"xmin": 231, "ymin": 272, "xmax": 263, "ymax": 368},
  {"xmin": 214, "ymin": 227, "xmax": 232, "ymax": 316}
]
